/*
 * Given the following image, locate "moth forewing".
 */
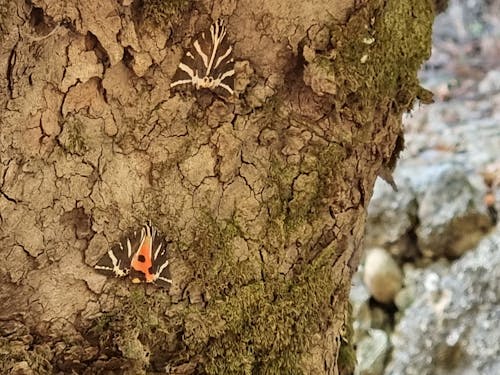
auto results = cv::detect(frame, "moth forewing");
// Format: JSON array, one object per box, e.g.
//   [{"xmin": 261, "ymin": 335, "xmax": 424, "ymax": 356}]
[
  {"xmin": 213, "ymin": 68, "xmax": 235, "ymax": 97},
  {"xmin": 153, "ymin": 242, "xmax": 162, "ymax": 261},
  {"xmin": 130, "ymin": 224, "xmax": 154, "ymax": 282},
  {"xmin": 150, "ymin": 234, "xmax": 172, "ymax": 286},
  {"xmin": 214, "ymin": 45, "xmax": 232, "ymax": 70},
  {"xmin": 205, "ymin": 19, "xmax": 226, "ymax": 75},
  {"xmin": 95, "ymin": 239, "xmax": 133, "ymax": 278},
  {"xmin": 126, "ymin": 238, "xmax": 133, "ymax": 259},
  {"xmin": 152, "ymin": 248, "xmax": 172, "ymax": 287},
  {"xmin": 193, "ymin": 39, "xmax": 209, "ymax": 69}
]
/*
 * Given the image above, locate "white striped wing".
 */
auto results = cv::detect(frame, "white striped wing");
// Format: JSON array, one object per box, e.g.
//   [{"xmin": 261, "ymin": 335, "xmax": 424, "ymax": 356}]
[{"xmin": 170, "ymin": 19, "xmax": 235, "ymax": 97}]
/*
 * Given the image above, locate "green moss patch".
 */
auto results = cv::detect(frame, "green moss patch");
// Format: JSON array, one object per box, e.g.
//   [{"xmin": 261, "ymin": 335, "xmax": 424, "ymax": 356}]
[
  {"xmin": 184, "ymin": 242, "xmax": 342, "ymax": 374},
  {"xmin": 0, "ymin": 336, "xmax": 52, "ymax": 375},
  {"xmin": 86, "ymin": 213, "xmax": 346, "ymax": 373},
  {"xmin": 183, "ymin": 214, "xmax": 258, "ymax": 298},
  {"xmin": 58, "ymin": 118, "xmax": 86, "ymax": 155},
  {"xmin": 266, "ymin": 142, "xmax": 347, "ymax": 239},
  {"xmin": 88, "ymin": 288, "xmax": 183, "ymax": 372},
  {"xmin": 71, "ymin": 172, "xmax": 364, "ymax": 375},
  {"xmin": 338, "ymin": 302, "xmax": 356, "ymax": 375},
  {"xmin": 313, "ymin": 0, "xmax": 433, "ymax": 122},
  {"xmin": 137, "ymin": 0, "xmax": 193, "ymax": 25}
]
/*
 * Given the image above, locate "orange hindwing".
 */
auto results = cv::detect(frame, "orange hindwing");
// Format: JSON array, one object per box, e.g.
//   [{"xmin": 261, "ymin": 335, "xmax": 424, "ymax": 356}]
[{"xmin": 95, "ymin": 222, "xmax": 172, "ymax": 288}]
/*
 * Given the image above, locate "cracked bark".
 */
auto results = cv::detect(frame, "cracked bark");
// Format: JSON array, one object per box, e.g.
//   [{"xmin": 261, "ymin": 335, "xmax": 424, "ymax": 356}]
[{"xmin": 0, "ymin": 0, "xmax": 435, "ymax": 374}]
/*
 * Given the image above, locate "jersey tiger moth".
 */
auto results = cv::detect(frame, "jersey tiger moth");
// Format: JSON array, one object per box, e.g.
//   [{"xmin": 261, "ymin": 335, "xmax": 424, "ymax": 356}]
[
  {"xmin": 94, "ymin": 222, "xmax": 172, "ymax": 287},
  {"xmin": 170, "ymin": 18, "xmax": 235, "ymax": 97}
]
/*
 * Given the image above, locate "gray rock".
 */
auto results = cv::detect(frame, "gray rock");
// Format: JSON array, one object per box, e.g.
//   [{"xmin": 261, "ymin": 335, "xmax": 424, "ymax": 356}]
[
  {"xmin": 415, "ymin": 164, "xmax": 492, "ymax": 258},
  {"xmin": 356, "ymin": 329, "xmax": 390, "ymax": 375},
  {"xmin": 394, "ymin": 260, "xmax": 450, "ymax": 312},
  {"xmin": 478, "ymin": 70, "xmax": 500, "ymax": 94},
  {"xmin": 350, "ymin": 272, "xmax": 392, "ymax": 342},
  {"xmin": 350, "ymin": 272, "xmax": 372, "ymax": 340},
  {"xmin": 366, "ymin": 162, "xmax": 492, "ymax": 259},
  {"xmin": 365, "ymin": 178, "xmax": 418, "ymax": 259},
  {"xmin": 385, "ymin": 229, "xmax": 500, "ymax": 375}
]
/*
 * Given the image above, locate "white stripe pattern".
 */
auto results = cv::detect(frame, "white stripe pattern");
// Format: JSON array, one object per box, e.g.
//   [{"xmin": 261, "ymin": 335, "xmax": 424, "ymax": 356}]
[{"xmin": 170, "ymin": 19, "xmax": 235, "ymax": 96}]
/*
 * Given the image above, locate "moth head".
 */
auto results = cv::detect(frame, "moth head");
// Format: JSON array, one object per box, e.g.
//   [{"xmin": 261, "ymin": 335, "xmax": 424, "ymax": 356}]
[{"xmin": 200, "ymin": 76, "xmax": 215, "ymax": 88}]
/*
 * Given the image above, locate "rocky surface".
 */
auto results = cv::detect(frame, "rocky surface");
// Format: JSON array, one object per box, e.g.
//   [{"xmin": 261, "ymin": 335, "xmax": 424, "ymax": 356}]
[
  {"xmin": 356, "ymin": 329, "xmax": 390, "ymax": 375},
  {"xmin": 366, "ymin": 162, "xmax": 493, "ymax": 259},
  {"xmin": 353, "ymin": 0, "xmax": 500, "ymax": 374},
  {"xmin": 386, "ymin": 231, "xmax": 500, "ymax": 375}
]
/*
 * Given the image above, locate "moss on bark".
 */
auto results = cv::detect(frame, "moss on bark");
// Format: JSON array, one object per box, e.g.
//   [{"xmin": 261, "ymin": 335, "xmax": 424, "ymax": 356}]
[{"xmin": 311, "ymin": 0, "xmax": 434, "ymax": 122}]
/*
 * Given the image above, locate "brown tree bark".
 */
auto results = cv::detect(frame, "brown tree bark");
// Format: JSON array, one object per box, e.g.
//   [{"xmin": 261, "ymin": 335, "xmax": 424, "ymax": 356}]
[{"xmin": 0, "ymin": 0, "xmax": 434, "ymax": 374}]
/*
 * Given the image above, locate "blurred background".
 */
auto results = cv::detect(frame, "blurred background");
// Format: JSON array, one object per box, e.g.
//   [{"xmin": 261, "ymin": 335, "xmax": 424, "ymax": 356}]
[{"xmin": 351, "ymin": 0, "xmax": 500, "ymax": 374}]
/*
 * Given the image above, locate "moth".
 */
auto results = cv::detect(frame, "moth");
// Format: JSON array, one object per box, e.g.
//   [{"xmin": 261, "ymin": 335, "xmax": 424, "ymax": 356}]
[
  {"xmin": 94, "ymin": 222, "xmax": 172, "ymax": 287},
  {"xmin": 170, "ymin": 18, "xmax": 235, "ymax": 97}
]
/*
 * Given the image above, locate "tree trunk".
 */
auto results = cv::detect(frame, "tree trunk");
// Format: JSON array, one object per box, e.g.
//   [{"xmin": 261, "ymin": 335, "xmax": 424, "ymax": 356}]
[{"xmin": 0, "ymin": 0, "xmax": 434, "ymax": 374}]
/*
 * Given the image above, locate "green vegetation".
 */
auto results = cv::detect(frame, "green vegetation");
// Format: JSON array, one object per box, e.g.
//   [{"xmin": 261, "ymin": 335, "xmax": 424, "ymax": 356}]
[
  {"xmin": 88, "ymin": 287, "xmax": 182, "ymax": 372},
  {"xmin": 182, "ymin": 213, "xmax": 256, "ymax": 298},
  {"xmin": 265, "ymin": 142, "xmax": 347, "ymax": 241},
  {"xmin": 0, "ymin": 336, "xmax": 52, "ymax": 375},
  {"xmin": 59, "ymin": 118, "xmax": 86, "ymax": 155},
  {"xmin": 84, "ymin": 214, "xmax": 346, "ymax": 374},
  {"xmin": 184, "ymin": 241, "xmax": 342, "ymax": 374},
  {"xmin": 314, "ymin": 0, "xmax": 434, "ymax": 123},
  {"xmin": 138, "ymin": 0, "xmax": 192, "ymax": 25},
  {"xmin": 338, "ymin": 302, "xmax": 357, "ymax": 375}
]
